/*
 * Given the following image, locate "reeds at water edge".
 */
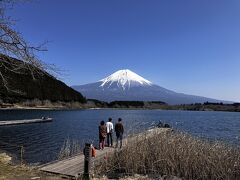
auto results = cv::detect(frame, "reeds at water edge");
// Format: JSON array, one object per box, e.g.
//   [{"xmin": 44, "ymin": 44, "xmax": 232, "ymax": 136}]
[{"xmin": 95, "ymin": 130, "xmax": 240, "ymax": 180}]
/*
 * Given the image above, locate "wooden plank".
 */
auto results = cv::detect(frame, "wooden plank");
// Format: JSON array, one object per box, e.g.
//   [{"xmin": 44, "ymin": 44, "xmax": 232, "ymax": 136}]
[
  {"xmin": 40, "ymin": 154, "xmax": 84, "ymax": 172},
  {"xmin": 0, "ymin": 118, "xmax": 53, "ymax": 126},
  {"xmin": 39, "ymin": 128, "xmax": 170, "ymax": 177},
  {"xmin": 40, "ymin": 147, "xmax": 115, "ymax": 177}
]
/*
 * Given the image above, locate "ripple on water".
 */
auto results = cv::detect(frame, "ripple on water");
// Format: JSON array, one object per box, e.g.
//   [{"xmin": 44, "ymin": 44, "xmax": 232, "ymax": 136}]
[{"xmin": 0, "ymin": 109, "xmax": 239, "ymax": 164}]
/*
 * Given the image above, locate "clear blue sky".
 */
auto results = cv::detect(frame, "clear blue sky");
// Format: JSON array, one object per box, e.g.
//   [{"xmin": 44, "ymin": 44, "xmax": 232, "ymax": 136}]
[{"xmin": 7, "ymin": 0, "xmax": 240, "ymax": 102}]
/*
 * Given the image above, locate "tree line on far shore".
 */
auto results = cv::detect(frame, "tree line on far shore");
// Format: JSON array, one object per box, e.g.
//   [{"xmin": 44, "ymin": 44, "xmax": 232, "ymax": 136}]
[{"xmin": 87, "ymin": 99, "xmax": 240, "ymax": 112}]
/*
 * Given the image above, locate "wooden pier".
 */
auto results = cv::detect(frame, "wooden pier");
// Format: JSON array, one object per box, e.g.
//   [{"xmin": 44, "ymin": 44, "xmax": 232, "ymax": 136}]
[
  {"xmin": 40, "ymin": 147, "xmax": 114, "ymax": 178},
  {"xmin": 0, "ymin": 118, "xmax": 53, "ymax": 126},
  {"xmin": 40, "ymin": 128, "xmax": 171, "ymax": 178}
]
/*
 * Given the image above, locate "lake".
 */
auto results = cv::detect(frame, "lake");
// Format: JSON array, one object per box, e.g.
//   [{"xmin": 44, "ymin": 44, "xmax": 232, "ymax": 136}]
[{"xmin": 0, "ymin": 109, "xmax": 239, "ymax": 164}]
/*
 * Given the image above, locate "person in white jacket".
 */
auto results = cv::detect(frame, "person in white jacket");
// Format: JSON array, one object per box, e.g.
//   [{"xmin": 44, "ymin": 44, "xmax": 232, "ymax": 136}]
[{"xmin": 106, "ymin": 118, "xmax": 114, "ymax": 147}]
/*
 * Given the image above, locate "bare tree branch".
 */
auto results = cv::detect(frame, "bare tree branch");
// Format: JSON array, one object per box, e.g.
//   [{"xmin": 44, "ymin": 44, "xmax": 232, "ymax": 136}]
[{"xmin": 0, "ymin": 0, "xmax": 57, "ymax": 93}]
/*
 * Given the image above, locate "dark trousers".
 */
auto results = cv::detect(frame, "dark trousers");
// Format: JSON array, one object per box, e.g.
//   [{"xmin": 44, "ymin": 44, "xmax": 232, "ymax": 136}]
[
  {"xmin": 107, "ymin": 133, "xmax": 113, "ymax": 146},
  {"xmin": 99, "ymin": 137, "xmax": 105, "ymax": 150},
  {"xmin": 116, "ymin": 133, "xmax": 123, "ymax": 148}
]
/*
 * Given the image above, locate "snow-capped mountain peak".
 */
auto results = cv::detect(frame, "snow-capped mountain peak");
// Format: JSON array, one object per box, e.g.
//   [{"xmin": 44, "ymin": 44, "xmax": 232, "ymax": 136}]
[
  {"xmin": 99, "ymin": 69, "xmax": 152, "ymax": 89},
  {"xmin": 72, "ymin": 69, "xmax": 226, "ymax": 104}
]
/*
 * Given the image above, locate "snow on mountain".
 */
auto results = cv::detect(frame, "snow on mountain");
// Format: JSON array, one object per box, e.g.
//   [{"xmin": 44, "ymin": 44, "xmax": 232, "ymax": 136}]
[
  {"xmin": 72, "ymin": 69, "xmax": 228, "ymax": 104},
  {"xmin": 99, "ymin": 69, "xmax": 152, "ymax": 90}
]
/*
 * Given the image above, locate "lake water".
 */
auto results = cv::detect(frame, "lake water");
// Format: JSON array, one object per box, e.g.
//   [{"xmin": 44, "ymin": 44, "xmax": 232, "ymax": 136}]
[{"xmin": 0, "ymin": 109, "xmax": 239, "ymax": 164}]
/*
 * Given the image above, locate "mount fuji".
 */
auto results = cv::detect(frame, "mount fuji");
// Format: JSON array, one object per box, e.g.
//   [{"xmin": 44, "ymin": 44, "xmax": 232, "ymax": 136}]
[{"xmin": 72, "ymin": 69, "xmax": 225, "ymax": 105}]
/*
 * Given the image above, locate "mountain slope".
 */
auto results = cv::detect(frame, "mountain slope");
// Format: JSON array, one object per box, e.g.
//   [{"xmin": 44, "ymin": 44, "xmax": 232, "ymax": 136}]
[
  {"xmin": 0, "ymin": 54, "xmax": 86, "ymax": 103},
  {"xmin": 72, "ymin": 69, "xmax": 227, "ymax": 105}
]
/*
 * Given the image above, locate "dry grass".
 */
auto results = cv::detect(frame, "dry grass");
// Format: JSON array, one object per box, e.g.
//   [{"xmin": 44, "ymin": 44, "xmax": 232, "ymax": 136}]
[
  {"xmin": 0, "ymin": 153, "xmax": 61, "ymax": 180},
  {"xmin": 58, "ymin": 138, "xmax": 82, "ymax": 160},
  {"xmin": 15, "ymin": 98, "xmax": 86, "ymax": 109},
  {"xmin": 95, "ymin": 130, "xmax": 240, "ymax": 180}
]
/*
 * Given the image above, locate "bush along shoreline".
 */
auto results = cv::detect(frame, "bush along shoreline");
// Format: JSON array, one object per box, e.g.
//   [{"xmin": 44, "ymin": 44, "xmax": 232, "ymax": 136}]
[
  {"xmin": 2, "ymin": 99, "xmax": 240, "ymax": 113},
  {"xmin": 94, "ymin": 129, "xmax": 240, "ymax": 180}
]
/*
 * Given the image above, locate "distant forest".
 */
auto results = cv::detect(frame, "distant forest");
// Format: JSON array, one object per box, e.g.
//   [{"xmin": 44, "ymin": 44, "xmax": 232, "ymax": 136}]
[{"xmin": 87, "ymin": 99, "xmax": 240, "ymax": 112}]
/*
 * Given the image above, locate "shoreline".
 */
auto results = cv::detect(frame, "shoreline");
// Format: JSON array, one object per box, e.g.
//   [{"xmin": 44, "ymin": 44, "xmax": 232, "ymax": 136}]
[
  {"xmin": 1, "ymin": 106, "xmax": 240, "ymax": 113},
  {"xmin": 0, "ymin": 151, "xmax": 12, "ymax": 164},
  {"xmin": 0, "ymin": 100, "xmax": 240, "ymax": 112},
  {"xmin": 1, "ymin": 100, "xmax": 240, "ymax": 112},
  {"xmin": 0, "ymin": 103, "xmax": 87, "ymax": 110}
]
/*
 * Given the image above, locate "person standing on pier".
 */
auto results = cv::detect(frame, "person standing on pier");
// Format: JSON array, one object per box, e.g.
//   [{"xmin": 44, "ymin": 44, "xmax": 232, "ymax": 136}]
[
  {"xmin": 99, "ymin": 121, "xmax": 107, "ymax": 150},
  {"xmin": 106, "ymin": 118, "xmax": 114, "ymax": 147},
  {"xmin": 115, "ymin": 118, "xmax": 124, "ymax": 148}
]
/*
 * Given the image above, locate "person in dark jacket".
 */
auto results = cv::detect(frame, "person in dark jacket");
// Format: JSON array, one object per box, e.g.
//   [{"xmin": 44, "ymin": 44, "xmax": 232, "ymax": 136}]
[
  {"xmin": 115, "ymin": 118, "xmax": 124, "ymax": 148},
  {"xmin": 99, "ymin": 120, "xmax": 107, "ymax": 150}
]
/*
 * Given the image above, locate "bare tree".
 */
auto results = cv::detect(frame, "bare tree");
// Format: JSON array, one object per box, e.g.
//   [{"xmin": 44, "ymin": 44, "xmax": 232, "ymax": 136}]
[{"xmin": 0, "ymin": 0, "xmax": 54, "ymax": 92}]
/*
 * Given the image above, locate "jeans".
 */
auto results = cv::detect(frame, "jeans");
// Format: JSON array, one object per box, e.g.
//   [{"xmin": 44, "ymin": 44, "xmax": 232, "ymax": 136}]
[
  {"xmin": 107, "ymin": 133, "xmax": 113, "ymax": 147},
  {"xmin": 116, "ymin": 133, "xmax": 123, "ymax": 148}
]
